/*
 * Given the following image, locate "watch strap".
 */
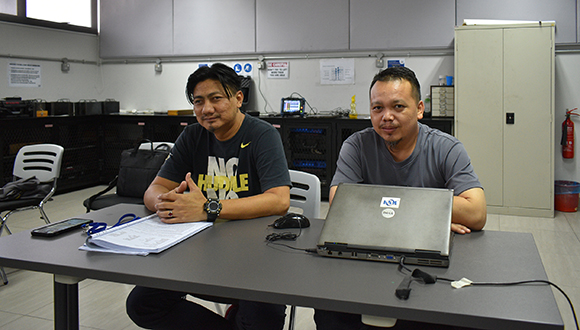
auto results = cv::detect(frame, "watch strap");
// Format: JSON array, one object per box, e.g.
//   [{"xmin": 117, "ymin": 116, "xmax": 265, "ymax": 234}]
[{"xmin": 205, "ymin": 198, "xmax": 221, "ymax": 222}]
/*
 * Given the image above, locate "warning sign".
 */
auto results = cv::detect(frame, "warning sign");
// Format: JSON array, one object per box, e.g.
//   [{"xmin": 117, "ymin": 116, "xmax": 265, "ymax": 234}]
[{"xmin": 267, "ymin": 61, "xmax": 289, "ymax": 79}]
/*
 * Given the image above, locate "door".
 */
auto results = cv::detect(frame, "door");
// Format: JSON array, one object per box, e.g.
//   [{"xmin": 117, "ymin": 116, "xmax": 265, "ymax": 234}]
[
  {"xmin": 455, "ymin": 27, "xmax": 504, "ymax": 207},
  {"xmin": 503, "ymin": 26, "xmax": 554, "ymax": 210}
]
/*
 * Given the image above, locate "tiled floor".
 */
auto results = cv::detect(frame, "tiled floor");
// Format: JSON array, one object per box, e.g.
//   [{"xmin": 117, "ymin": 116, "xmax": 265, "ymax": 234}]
[{"xmin": 0, "ymin": 187, "xmax": 579, "ymax": 329}]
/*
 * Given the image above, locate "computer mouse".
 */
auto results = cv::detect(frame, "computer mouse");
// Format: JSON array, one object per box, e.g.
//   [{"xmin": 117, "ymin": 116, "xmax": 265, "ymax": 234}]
[{"xmin": 271, "ymin": 213, "xmax": 310, "ymax": 229}]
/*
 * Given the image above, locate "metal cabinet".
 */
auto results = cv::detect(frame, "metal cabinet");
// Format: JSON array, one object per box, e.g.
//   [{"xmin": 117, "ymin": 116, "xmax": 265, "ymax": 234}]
[{"xmin": 455, "ymin": 23, "xmax": 555, "ymax": 217}]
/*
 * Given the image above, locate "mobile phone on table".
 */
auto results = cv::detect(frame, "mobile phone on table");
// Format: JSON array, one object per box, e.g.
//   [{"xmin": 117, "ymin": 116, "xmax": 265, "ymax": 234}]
[{"xmin": 31, "ymin": 218, "xmax": 93, "ymax": 237}]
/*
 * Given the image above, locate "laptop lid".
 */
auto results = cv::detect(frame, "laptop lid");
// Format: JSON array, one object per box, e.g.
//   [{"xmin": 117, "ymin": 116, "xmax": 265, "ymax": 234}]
[{"xmin": 317, "ymin": 183, "xmax": 453, "ymax": 267}]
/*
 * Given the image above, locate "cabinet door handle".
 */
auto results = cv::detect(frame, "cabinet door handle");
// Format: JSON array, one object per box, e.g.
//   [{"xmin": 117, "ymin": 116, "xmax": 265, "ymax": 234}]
[{"xmin": 506, "ymin": 113, "xmax": 515, "ymax": 125}]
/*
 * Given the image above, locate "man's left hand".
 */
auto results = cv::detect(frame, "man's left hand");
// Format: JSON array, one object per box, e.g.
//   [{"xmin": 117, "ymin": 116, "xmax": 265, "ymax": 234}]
[
  {"xmin": 451, "ymin": 223, "xmax": 471, "ymax": 234},
  {"xmin": 156, "ymin": 172, "xmax": 208, "ymax": 223}
]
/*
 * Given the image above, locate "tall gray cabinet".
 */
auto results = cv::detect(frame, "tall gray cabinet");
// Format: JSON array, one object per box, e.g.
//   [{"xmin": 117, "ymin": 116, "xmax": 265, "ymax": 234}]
[{"xmin": 455, "ymin": 23, "xmax": 555, "ymax": 217}]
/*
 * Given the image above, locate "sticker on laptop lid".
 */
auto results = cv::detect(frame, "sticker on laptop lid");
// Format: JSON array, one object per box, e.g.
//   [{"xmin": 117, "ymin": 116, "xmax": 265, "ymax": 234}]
[
  {"xmin": 380, "ymin": 197, "xmax": 400, "ymax": 208},
  {"xmin": 382, "ymin": 209, "xmax": 396, "ymax": 218}
]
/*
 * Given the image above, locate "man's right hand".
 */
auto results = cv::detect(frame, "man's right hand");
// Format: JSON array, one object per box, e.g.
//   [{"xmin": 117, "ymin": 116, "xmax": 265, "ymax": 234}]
[{"xmin": 156, "ymin": 172, "xmax": 208, "ymax": 224}]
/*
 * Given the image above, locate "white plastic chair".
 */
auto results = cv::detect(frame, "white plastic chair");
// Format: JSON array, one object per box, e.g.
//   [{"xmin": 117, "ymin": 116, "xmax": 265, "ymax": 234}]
[
  {"xmin": 288, "ymin": 169, "xmax": 321, "ymax": 329},
  {"xmin": 215, "ymin": 170, "xmax": 322, "ymax": 323},
  {"xmin": 138, "ymin": 142, "xmax": 174, "ymax": 151},
  {"xmin": 0, "ymin": 143, "xmax": 64, "ymax": 285},
  {"xmin": 288, "ymin": 169, "xmax": 321, "ymax": 219}
]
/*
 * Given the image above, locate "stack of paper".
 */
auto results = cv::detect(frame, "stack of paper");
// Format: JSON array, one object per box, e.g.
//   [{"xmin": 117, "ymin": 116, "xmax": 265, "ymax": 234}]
[{"xmin": 79, "ymin": 214, "xmax": 212, "ymax": 256}]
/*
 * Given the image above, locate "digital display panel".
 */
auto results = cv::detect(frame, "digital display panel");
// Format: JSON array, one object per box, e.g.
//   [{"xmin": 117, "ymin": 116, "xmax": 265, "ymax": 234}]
[{"xmin": 281, "ymin": 98, "xmax": 305, "ymax": 116}]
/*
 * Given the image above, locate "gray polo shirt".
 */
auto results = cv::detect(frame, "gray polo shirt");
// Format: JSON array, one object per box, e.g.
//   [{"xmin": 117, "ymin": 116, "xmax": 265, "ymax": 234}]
[{"xmin": 331, "ymin": 123, "xmax": 482, "ymax": 196}]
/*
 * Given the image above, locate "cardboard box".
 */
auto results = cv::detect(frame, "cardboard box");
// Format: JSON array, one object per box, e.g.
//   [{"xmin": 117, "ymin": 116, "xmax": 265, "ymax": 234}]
[{"xmin": 167, "ymin": 109, "xmax": 194, "ymax": 116}]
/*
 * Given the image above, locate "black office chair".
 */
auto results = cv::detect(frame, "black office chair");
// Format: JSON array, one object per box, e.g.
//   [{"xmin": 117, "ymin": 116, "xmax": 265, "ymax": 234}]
[
  {"xmin": 0, "ymin": 143, "xmax": 65, "ymax": 284},
  {"xmin": 83, "ymin": 142, "xmax": 173, "ymax": 212}
]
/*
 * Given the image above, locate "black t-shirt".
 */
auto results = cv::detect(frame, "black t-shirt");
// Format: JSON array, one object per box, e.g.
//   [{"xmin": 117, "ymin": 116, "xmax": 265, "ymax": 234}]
[{"xmin": 158, "ymin": 114, "xmax": 290, "ymax": 200}]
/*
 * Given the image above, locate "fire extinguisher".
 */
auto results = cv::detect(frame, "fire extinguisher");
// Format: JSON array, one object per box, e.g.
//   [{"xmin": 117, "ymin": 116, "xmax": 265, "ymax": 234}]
[{"xmin": 562, "ymin": 108, "xmax": 579, "ymax": 159}]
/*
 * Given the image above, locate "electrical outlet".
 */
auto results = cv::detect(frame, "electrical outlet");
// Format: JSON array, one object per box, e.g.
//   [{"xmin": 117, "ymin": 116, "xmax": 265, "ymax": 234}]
[
  {"xmin": 257, "ymin": 56, "xmax": 266, "ymax": 70},
  {"xmin": 61, "ymin": 58, "xmax": 70, "ymax": 73},
  {"xmin": 376, "ymin": 58, "xmax": 384, "ymax": 68},
  {"xmin": 257, "ymin": 60, "xmax": 266, "ymax": 70}
]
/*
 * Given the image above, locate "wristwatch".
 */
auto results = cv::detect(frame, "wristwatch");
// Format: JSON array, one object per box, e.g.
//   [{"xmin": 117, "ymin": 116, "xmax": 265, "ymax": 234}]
[{"xmin": 204, "ymin": 198, "xmax": 222, "ymax": 222}]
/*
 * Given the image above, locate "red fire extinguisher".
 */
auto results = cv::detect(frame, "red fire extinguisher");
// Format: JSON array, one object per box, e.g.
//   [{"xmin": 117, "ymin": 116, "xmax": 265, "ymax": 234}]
[{"xmin": 562, "ymin": 108, "xmax": 579, "ymax": 159}]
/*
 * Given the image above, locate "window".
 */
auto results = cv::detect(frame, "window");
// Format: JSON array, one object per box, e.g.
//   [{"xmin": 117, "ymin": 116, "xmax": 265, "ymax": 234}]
[
  {"xmin": 0, "ymin": 0, "xmax": 97, "ymax": 34},
  {"xmin": 27, "ymin": 0, "xmax": 92, "ymax": 28}
]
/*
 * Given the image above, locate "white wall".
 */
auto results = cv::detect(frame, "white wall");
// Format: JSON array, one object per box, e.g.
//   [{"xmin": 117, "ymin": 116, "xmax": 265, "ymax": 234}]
[
  {"xmin": 555, "ymin": 54, "xmax": 580, "ymax": 182},
  {"xmin": 97, "ymin": 57, "xmax": 454, "ymax": 114},
  {"xmin": 1, "ymin": 21, "xmax": 579, "ymax": 184},
  {"xmin": 0, "ymin": 22, "xmax": 100, "ymax": 101}
]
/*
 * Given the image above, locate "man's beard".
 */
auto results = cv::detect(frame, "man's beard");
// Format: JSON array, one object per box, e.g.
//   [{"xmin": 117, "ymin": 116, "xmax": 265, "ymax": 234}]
[{"xmin": 385, "ymin": 139, "xmax": 400, "ymax": 148}]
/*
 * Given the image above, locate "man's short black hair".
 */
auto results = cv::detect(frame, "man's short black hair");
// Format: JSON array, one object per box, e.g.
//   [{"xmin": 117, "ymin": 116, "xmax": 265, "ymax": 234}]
[
  {"xmin": 370, "ymin": 66, "xmax": 422, "ymax": 102},
  {"xmin": 186, "ymin": 63, "xmax": 242, "ymax": 104}
]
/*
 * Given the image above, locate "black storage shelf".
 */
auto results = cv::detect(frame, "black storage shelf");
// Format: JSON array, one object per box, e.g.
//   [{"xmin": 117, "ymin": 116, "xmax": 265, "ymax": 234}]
[
  {"xmin": 263, "ymin": 116, "xmax": 453, "ymax": 199},
  {"xmin": 0, "ymin": 115, "xmax": 197, "ymax": 194},
  {"xmin": 0, "ymin": 115, "xmax": 452, "ymax": 198},
  {"xmin": 281, "ymin": 120, "xmax": 333, "ymax": 199}
]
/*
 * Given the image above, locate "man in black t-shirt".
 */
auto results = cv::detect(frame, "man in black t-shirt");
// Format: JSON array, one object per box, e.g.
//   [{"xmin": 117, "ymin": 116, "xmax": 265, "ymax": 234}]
[{"xmin": 126, "ymin": 63, "xmax": 291, "ymax": 330}]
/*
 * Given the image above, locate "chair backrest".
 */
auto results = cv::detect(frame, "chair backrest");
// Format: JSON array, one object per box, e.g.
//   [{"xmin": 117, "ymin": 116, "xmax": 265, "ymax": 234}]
[
  {"xmin": 13, "ymin": 144, "xmax": 64, "ymax": 183},
  {"xmin": 289, "ymin": 169, "xmax": 321, "ymax": 219},
  {"xmin": 139, "ymin": 142, "xmax": 174, "ymax": 151}
]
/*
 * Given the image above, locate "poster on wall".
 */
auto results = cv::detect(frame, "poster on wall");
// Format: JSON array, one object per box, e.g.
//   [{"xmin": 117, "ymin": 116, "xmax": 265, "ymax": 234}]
[
  {"xmin": 320, "ymin": 58, "xmax": 354, "ymax": 85},
  {"xmin": 8, "ymin": 62, "xmax": 42, "ymax": 87}
]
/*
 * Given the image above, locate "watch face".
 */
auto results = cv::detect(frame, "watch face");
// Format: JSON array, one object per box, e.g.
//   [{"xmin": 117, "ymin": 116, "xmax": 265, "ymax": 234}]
[
  {"xmin": 208, "ymin": 201, "xmax": 220, "ymax": 212},
  {"xmin": 206, "ymin": 199, "xmax": 221, "ymax": 215}
]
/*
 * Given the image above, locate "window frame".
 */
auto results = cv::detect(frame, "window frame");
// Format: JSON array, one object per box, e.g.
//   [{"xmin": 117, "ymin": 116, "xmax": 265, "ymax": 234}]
[{"xmin": 0, "ymin": 0, "xmax": 97, "ymax": 34}]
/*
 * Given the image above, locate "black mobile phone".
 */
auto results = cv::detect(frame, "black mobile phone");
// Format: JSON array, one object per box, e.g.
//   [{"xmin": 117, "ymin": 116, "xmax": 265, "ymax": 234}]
[{"xmin": 31, "ymin": 218, "xmax": 93, "ymax": 237}]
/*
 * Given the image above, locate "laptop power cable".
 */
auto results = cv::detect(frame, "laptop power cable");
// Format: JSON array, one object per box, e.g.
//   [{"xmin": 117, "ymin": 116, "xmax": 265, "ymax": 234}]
[
  {"xmin": 396, "ymin": 257, "xmax": 579, "ymax": 330},
  {"xmin": 264, "ymin": 226, "xmax": 318, "ymax": 254},
  {"xmin": 395, "ymin": 261, "xmax": 443, "ymax": 300}
]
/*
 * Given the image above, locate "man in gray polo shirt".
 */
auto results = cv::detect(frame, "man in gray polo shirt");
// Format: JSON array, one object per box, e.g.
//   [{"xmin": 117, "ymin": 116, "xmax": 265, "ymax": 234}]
[{"xmin": 315, "ymin": 66, "xmax": 487, "ymax": 330}]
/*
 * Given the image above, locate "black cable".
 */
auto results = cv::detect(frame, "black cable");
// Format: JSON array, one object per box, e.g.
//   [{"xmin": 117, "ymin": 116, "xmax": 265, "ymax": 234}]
[
  {"xmin": 265, "ymin": 232, "xmax": 299, "ymax": 241},
  {"xmin": 398, "ymin": 256, "xmax": 412, "ymax": 272},
  {"xmin": 265, "ymin": 222, "xmax": 303, "ymax": 241},
  {"xmin": 288, "ymin": 92, "xmax": 318, "ymax": 114},
  {"xmin": 265, "ymin": 239, "xmax": 317, "ymax": 253},
  {"xmin": 470, "ymin": 279, "xmax": 578, "ymax": 330},
  {"xmin": 397, "ymin": 258, "xmax": 579, "ymax": 329},
  {"xmin": 264, "ymin": 220, "xmax": 317, "ymax": 253}
]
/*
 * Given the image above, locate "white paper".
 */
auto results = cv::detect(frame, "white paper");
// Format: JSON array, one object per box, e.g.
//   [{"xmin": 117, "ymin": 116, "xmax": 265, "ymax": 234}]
[
  {"xmin": 79, "ymin": 214, "xmax": 212, "ymax": 256},
  {"xmin": 320, "ymin": 58, "xmax": 355, "ymax": 85}
]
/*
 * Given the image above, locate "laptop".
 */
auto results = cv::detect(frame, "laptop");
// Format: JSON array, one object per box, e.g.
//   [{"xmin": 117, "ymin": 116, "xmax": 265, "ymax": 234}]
[{"xmin": 317, "ymin": 183, "xmax": 454, "ymax": 267}]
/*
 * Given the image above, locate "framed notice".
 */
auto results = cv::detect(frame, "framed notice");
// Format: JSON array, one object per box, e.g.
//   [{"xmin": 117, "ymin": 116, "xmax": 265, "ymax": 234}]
[{"xmin": 8, "ymin": 62, "xmax": 41, "ymax": 87}]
